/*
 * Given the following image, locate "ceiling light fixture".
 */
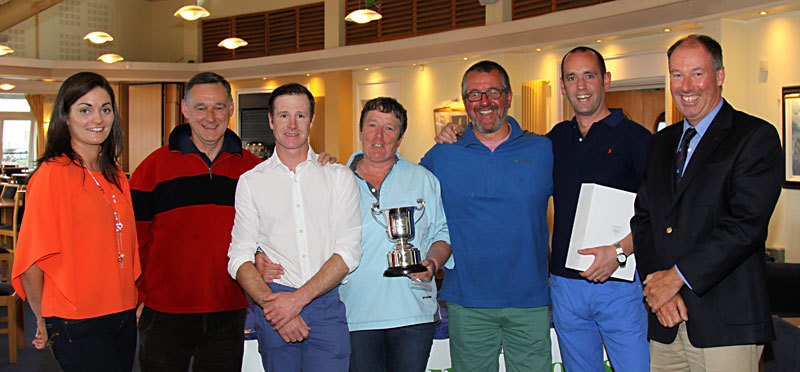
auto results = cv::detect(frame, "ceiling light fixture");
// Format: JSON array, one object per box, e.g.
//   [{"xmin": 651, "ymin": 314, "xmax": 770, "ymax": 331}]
[
  {"xmin": 0, "ymin": 45, "xmax": 14, "ymax": 56},
  {"xmin": 97, "ymin": 53, "xmax": 124, "ymax": 64},
  {"xmin": 760, "ymin": 11, "xmax": 768, "ymax": 16},
  {"xmin": 84, "ymin": 31, "xmax": 114, "ymax": 44},
  {"xmin": 218, "ymin": 37, "xmax": 248, "ymax": 49},
  {"xmin": 174, "ymin": 5, "xmax": 210, "ymax": 21},
  {"xmin": 535, "ymin": 48, "xmax": 542, "ymax": 52},
  {"xmin": 345, "ymin": 0, "xmax": 382, "ymax": 24},
  {"xmin": 596, "ymin": 39, "xmax": 603, "ymax": 43},
  {"xmin": 663, "ymin": 27, "xmax": 671, "ymax": 32},
  {"xmin": 0, "ymin": 84, "xmax": 15, "ymax": 91}
]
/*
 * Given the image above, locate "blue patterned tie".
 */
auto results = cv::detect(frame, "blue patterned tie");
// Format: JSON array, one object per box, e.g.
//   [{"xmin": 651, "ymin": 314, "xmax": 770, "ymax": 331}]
[{"xmin": 674, "ymin": 128, "xmax": 697, "ymax": 187}]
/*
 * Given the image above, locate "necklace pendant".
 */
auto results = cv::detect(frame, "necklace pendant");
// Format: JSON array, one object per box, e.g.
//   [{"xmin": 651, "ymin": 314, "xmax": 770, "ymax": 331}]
[{"xmin": 115, "ymin": 221, "xmax": 124, "ymax": 231}]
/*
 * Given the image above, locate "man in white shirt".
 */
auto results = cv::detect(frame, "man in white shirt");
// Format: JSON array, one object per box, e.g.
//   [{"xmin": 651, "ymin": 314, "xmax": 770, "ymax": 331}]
[{"xmin": 227, "ymin": 83, "xmax": 362, "ymax": 371}]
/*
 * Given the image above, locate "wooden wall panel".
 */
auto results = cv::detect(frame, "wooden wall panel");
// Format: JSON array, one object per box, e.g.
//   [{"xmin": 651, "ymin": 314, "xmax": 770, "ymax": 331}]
[{"xmin": 128, "ymin": 84, "xmax": 162, "ymax": 172}]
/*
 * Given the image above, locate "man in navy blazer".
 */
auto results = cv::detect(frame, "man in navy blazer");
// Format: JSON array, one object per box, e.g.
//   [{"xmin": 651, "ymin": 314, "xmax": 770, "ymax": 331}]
[{"xmin": 632, "ymin": 34, "xmax": 783, "ymax": 371}]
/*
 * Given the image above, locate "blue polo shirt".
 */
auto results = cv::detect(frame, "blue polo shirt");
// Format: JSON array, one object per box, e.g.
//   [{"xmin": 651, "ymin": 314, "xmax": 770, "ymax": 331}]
[
  {"xmin": 421, "ymin": 117, "xmax": 553, "ymax": 308},
  {"xmin": 547, "ymin": 108, "xmax": 651, "ymax": 280}
]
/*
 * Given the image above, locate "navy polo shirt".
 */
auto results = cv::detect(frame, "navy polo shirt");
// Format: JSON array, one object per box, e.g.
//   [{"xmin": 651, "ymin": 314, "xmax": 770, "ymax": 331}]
[{"xmin": 547, "ymin": 108, "xmax": 652, "ymax": 280}]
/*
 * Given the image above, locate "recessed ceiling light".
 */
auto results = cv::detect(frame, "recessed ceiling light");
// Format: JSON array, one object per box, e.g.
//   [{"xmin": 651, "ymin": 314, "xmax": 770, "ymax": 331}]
[
  {"xmin": 42, "ymin": 78, "xmax": 56, "ymax": 82},
  {"xmin": 535, "ymin": 48, "xmax": 542, "ymax": 52},
  {"xmin": 596, "ymin": 39, "xmax": 603, "ymax": 43},
  {"xmin": 84, "ymin": 31, "xmax": 114, "ymax": 44},
  {"xmin": 262, "ymin": 77, "xmax": 267, "ymax": 80},
  {"xmin": 663, "ymin": 28, "xmax": 671, "ymax": 32},
  {"xmin": 760, "ymin": 11, "xmax": 768, "ymax": 16},
  {"xmin": 97, "ymin": 53, "xmax": 124, "ymax": 64},
  {"xmin": 364, "ymin": 68, "xmax": 370, "ymax": 71},
  {"xmin": 306, "ymin": 73, "xmax": 311, "ymax": 77},
  {"xmin": 462, "ymin": 57, "xmax": 468, "ymax": 61},
  {"xmin": 0, "ymin": 83, "xmax": 15, "ymax": 91}
]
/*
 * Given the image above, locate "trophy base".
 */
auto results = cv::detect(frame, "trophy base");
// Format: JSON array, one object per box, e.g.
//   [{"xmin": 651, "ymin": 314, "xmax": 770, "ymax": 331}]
[{"xmin": 384, "ymin": 264, "xmax": 427, "ymax": 277}]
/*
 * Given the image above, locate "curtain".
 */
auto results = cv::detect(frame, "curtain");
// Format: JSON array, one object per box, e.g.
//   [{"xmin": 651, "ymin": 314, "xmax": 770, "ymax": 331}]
[
  {"xmin": 25, "ymin": 94, "xmax": 46, "ymax": 157},
  {"xmin": 521, "ymin": 80, "xmax": 550, "ymax": 135}
]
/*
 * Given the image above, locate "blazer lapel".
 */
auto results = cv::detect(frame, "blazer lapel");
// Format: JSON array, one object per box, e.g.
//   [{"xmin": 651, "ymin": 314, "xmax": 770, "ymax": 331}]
[{"xmin": 674, "ymin": 101, "xmax": 733, "ymax": 198}]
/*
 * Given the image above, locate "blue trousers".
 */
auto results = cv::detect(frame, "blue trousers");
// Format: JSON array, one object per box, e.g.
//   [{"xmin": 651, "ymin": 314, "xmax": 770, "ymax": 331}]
[
  {"xmin": 253, "ymin": 283, "xmax": 350, "ymax": 372},
  {"xmin": 45, "ymin": 309, "xmax": 137, "ymax": 372},
  {"xmin": 349, "ymin": 322, "xmax": 435, "ymax": 372},
  {"xmin": 550, "ymin": 274, "xmax": 649, "ymax": 372}
]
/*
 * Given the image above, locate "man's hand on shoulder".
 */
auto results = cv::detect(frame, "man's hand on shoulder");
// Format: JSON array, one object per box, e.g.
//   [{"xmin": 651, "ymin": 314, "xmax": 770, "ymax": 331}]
[
  {"xmin": 578, "ymin": 244, "xmax": 618, "ymax": 283},
  {"xmin": 317, "ymin": 152, "xmax": 338, "ymax": 165},
  {"xmin": 435, "ymin": 122, "xmax": 463, "ymax": 144},
  {"xmin": 276, "ymin": 315, "xmax": 310, "ymax": 343}
]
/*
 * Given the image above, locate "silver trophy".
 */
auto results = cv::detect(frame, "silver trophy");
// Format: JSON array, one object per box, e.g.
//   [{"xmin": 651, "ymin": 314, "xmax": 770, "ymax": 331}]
[{"xmin": 371, "ymin": 198, "xmax": 427, "ymax": 277}]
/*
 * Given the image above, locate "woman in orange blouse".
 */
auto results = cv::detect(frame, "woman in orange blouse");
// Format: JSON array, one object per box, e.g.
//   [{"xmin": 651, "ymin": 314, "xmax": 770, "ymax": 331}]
[{"xmin": 11, "ymin": 72, "xmax": 140, "ymax": 372}]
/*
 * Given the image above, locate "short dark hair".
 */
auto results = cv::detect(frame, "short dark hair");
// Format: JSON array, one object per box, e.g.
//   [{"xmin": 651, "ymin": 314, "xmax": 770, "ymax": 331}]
[
  {"xmin": 667, "ymin": 34, "xmax": 723, "ymax": 71},
  {"xmin": 268, "ymin": 83, "xmax": 315, "ymax": 117},
  {"xmin": 185, "ymin": 72, "xmax": 232, "ymax": 102},
  {"xmin": 36, "ymin": 71, "xmax": 123, "ymax": 190},
  {"xmin": 359, "ymin": 97, "xmax": 408, "ymax": 138},
  {"xmin": 561, "ymin": 46, "xmax": 607, "ymax": 80},
  {"xmin": 461, "ymin": 60, "xmax": 511, "ymax": 97}
]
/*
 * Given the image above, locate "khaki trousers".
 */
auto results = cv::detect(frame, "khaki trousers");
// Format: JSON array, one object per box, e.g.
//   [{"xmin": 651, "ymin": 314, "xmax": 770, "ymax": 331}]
[{"xmin": 650, "ymin": 322, "xmax": 763, "ymax": 372}]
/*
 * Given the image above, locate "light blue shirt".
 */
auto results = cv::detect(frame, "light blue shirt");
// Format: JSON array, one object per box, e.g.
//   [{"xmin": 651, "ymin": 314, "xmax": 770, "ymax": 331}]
[
  {"xmin": 675, "ymin": 98, "xmax": 724, "ymax": 289},
  {"xmin": 677, "ymin": 98, "xmax": 724, "ymax": 175},
  {"xmin": 339, "ymin": 151, "xmax": 452, "ymax": 331}
]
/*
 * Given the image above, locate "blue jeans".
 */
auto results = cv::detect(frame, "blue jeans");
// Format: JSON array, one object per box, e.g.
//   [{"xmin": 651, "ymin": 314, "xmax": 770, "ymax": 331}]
[
  {"xmin": 45, "ymin": 309, "xmax": 137, "ymax": 372},
  {"xmin": 254, "ymin": 283, "xmax": 350, "ymax": 372},
  {"xmin": 349, "ymin": 322, "xmax": 436, "ymax": 372},
  {"xmin": 137, "ymin": 307, "xmax": 246, "ymax": 372},
  {"xmin": 551, "ymin": 274, "xmax": 649, "ymax": 372}
]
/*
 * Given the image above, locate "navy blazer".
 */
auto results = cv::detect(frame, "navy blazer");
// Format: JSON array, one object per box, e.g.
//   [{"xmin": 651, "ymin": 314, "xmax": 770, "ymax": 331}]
[{"xmin": 632, "ymin": 100, "xmax": 783, "ymax": 347}]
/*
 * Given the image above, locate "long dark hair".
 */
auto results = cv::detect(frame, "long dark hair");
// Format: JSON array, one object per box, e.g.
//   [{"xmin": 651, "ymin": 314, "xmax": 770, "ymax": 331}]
[{"xmin": 36, "ymin": 72, "xmax": 123, "ymax": 190}]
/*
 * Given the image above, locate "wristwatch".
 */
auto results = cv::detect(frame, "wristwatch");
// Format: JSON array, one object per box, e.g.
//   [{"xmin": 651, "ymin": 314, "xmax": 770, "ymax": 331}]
[{"xmin": 615, "ymin": 241, "xmax": 627, "ymax": 267}]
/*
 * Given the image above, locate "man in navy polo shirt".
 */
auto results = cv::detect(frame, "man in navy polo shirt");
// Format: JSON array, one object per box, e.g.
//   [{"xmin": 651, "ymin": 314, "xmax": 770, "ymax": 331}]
[{"xmin": 547, "ymin": 46, "xmax": 651, "ymax": 371}]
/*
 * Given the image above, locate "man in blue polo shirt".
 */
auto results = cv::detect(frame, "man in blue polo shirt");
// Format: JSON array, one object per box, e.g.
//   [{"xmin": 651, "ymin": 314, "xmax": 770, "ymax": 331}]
[
  {"xmin": 421, "ymin": 60, "xmax": 553, "ymax": 372},
  {"xmin": 547, "ymin": 47, "xmax": 651, "ymax": 371}
]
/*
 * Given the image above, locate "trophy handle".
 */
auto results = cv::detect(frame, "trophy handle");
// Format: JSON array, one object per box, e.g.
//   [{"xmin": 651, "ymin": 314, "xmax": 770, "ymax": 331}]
[
  {"xmin": 414, "ymin": 198, "xmax": 426, "ymax": 224},
  {"xmin": 371, "ymin": 202, "xmax": 387, "ymax": 229}
]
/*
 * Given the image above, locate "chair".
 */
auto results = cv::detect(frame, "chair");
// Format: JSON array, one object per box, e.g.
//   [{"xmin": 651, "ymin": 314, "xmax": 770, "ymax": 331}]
[
  {"xmin": 0, "ymin": 252, "xmax": 24, "ymax": 363},
  {"xmin": 0, "ymin": 188, "xmax": 24, "ymax": 254}
]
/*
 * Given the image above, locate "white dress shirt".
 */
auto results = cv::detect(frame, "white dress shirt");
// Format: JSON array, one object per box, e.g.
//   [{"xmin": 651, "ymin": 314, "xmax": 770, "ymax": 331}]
[{"xmin": 227, "ymin": 148, "xmax": 362, "ymax": 288}]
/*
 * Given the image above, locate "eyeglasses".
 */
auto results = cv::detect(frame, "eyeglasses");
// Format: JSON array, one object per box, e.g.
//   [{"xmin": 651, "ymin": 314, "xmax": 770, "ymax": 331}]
[{"xmin": 464, "ymin": 88, "xmax": 506, "ymax": 102}]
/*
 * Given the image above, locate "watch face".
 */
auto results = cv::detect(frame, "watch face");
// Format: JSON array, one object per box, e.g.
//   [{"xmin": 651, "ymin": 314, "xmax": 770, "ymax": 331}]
[{"xmin": 617, "ymin": 254, "xmax": 626, "ymax": 263}]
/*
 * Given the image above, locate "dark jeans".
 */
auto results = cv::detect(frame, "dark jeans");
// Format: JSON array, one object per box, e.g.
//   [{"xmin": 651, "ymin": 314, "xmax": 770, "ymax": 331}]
[
  {"xmin": 137, "ymin": 306, "xmax": 246, "ymax": 372},
  {"xmin": 44, "ymin": 309, "xmax": 137, "ymax": 372},
  {"xmin": 349, "ymin": 322, "xmax": 436, "ymax": 372}
]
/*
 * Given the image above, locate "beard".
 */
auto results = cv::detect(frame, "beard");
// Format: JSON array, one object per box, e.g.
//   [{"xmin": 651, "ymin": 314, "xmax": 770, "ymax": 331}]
[{"xmin": 472, "ymin": 105, "xmax": 509, "ymax": 134}]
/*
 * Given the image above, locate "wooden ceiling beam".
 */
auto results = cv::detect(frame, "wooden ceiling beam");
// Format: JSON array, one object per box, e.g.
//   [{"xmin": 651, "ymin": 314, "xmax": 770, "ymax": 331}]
[{"xmin": 0, "ymin": 0, "xmax": 63, "ymax": 33}]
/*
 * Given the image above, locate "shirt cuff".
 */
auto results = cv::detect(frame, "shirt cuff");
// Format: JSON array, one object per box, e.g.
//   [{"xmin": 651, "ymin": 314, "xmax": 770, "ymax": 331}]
[{"xmin": 675, "ymin": 265, "xmax": 693, "ymax": 290}]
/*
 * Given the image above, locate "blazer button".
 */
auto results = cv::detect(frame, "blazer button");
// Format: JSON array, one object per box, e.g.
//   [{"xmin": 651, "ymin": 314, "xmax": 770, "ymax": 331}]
[{"xmin": 666, "ymin": 227, "xmax": 673, "ymax": 234}]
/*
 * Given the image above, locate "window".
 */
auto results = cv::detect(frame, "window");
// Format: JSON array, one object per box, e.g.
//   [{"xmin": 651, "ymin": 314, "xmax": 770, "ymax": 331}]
[
  {"xmin": 0, "ymin": 95, "xmax": 31, "ymax": 112},
  {"xmin": 0, "ymin": 94, "xmax": 35, "ymax": 167},
  {"xmin": 2, "ymin": 120, "xmax": 31, "ymax": 166}
]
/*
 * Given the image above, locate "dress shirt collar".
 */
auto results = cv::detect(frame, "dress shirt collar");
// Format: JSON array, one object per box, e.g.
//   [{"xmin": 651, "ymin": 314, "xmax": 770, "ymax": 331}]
[
  {"xmin": 682, "ymin": 98, "xmax": 724, "ymax": 137},
  {"xmin": 264, "ymin": 146, "xmax": 320, "ymax": 173}
]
